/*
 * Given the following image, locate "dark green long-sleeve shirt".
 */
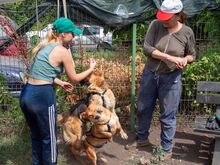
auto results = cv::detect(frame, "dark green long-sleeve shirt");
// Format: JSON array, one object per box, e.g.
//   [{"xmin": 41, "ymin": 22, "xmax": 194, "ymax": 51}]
[{"xmin": 143, "ymin": 19, "xmax": 196, "ymax": 74}]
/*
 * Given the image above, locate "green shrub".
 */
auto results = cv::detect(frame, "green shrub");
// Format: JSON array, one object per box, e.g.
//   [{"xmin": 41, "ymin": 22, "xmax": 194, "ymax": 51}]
[
  {"xmin": 182, "ymin": 51, "xmax": 220, "ymax": 114},
  {"xmin": 183, "ymin": 52, "xmax": 220, "ymax": 91}
]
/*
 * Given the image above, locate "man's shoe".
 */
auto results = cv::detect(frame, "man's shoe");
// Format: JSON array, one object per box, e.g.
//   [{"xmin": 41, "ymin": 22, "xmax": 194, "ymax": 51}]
[{"xmin": 125, "ymin": 139, "xmax": 150, "ymax": 150}]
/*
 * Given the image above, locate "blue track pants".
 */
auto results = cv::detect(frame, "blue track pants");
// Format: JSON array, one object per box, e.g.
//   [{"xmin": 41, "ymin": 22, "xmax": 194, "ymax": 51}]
[{"xmin": 20, "ymin": 83, "xmax": 57, "ymax": 165}]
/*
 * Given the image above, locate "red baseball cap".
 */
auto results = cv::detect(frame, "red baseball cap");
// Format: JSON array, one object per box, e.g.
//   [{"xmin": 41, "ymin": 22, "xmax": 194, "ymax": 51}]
[
  {"xmin": 156, "ymin": 0, "xmax": 183, "ymax": 21},
  {"xmin": 156, "ymin": 10, "xmax": 174, "ymax": 21}
]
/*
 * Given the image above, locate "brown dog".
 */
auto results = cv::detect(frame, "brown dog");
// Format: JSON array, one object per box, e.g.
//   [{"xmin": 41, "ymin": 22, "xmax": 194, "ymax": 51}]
[
  {"xmin": 82, "ymin": 70, "xmax": 116, "ymax": 114},
  {"xmin": 58, "ymin": 71, "xmax": 120, "ymax": 163},
  {"xmin": 82, "ymin": 102, "xmax": 128, "ymax": 165},
  {"xmin": 57, "ymin": 114, "xmax": 83, "ymax": 155},
  {"xmin": 57, "ymin": 103, "xmax": 88, "ymax": 156}
]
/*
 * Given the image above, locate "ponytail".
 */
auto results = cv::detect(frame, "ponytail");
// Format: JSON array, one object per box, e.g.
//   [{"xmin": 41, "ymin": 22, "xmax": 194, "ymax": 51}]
[{"xmin": 31, "ymin": 29, "xmax": 60, "ymax": 60}]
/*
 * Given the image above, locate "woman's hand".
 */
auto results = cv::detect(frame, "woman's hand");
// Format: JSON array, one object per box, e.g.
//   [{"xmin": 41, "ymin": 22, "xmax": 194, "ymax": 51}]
[
  {"xmin": 174, "ymin": 57, "xmax": 187, "ymax": 69},
  {"xmin": 178, "ymin": 57, "xmax": 188, "ymax": 69},
  {"xmin": 168, "ymin": 56, "xmax": 187, "ymax": 69},
  {"xmin": 61, "ymin": 81, "xmax": 73, "ymax": 93},
  {"xmin": 87, "ymin": 58, "xmax": 96, "ymax": 70},
  {"xmin": 151, "ymin": 50, "xmax": 193, "ymax": 70},
  {"xmin": 54, "ymin": 78, "xmax": 73, "ymax": 92}
]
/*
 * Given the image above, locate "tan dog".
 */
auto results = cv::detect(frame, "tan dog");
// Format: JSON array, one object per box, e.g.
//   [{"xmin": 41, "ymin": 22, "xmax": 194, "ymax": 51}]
[
  {"xmin": 57, "ymin": 114, "xmax": 83, "ymax": 155},
  {"xmin": 57, "ymin": 103, "xmax": 88, "ymax": 156},
  {"xmin": 83, "ymin": 70, "xmax": 116, "ymax": 114},
  {"xmin": 82, "ymin": 102, "xmax": 128, "ymax": 165}
]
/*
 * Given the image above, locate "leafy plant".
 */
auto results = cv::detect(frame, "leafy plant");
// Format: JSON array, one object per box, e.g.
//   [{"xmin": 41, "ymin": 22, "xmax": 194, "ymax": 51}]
[
  {"xmin": 151, "ymin": 145, "xmax": 165, "ymax": 163},
  {"xmin": 3, "ymin": 0, "xmax": 56, "ymax": 30},
  {"xmin": 0, "ymin": 75, "xmax": 14, "ymax": 110},
  {"xmin": 182, "ymin": 50, "xmax": 220, "ymax": 114},
  {"xmin": 126, "ymin": 155, "xmax": 140, "ymax": 165},
  {"xmin": 191, "ymin": 10, "xmax": 220, "ymax": 39},
  {"xmin": 183, "ymin": 53, "xmax": 220, "ymax": 90}
]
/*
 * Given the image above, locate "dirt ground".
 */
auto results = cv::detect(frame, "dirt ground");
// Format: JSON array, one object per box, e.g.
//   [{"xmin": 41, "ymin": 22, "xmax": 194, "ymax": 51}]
[{"xmin": 58, "ymin": 124, "xmax": 215, "ymax": 165}]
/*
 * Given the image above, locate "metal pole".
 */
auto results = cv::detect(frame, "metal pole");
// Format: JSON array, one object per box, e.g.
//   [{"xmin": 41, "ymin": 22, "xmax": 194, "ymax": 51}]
[
  {"xmin": 57, "ymin": 0, "xmax": 60, "ymax": 18},
  {"xmin": 130, "ymin": 23, "xmax": 136, "ymax": 131},
  {"xmin": 35, "ymin": 0, "xmax": 38, "ymax": 30},
  {"xmin": 62, "ymin": 0, "xmax": 67, "ymax": 18}
]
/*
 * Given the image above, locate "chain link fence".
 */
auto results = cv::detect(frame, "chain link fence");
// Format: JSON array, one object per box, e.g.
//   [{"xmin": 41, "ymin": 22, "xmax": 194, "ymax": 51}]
[{"xmin": 0, "ymin": 5, "xmax": 219, "ymax": 127}]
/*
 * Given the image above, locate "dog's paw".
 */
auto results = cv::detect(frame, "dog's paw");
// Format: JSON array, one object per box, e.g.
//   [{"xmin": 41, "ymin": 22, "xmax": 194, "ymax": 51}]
[
  {"xmin": 97, "ymin": 152, "xmax": 108, "ymax": 164},
  {"xmin": 57, "ymin": 114, "xmax": 64, "ymax": 124},
  {"xmin": 108, "ymin": 137, "xmax": 113, "ymax": 142},
  {"xmin": 120, "ymin": 131, "xmax": 128, "ymax": 140}
]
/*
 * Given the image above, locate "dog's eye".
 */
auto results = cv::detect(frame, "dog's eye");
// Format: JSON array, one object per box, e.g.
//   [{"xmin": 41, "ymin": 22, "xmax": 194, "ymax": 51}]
[{"xmin": 97, "ymin": 110, "xmax": 102, "ymax": 114}]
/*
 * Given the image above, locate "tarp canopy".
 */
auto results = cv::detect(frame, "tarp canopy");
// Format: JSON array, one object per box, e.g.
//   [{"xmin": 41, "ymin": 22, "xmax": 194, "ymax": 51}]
[
  {"xmin": 1, "ymin": 0, "xmax": 220, "ymax": 28},
  {"xmin": 62, "ymin": 0, "xmax": 220, "ymax": 27},
  {"xmin": 0, "ymin": 0, "xmax": 24, "ymax": 5},
  {"xmin": 0, "ymin": 0, "xmax": 219, "ymax": 53}
]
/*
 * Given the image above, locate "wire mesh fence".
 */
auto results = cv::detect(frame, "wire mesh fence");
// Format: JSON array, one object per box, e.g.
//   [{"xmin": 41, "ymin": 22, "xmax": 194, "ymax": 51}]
[{"xmin": 0, "ymin": 5, "xmax": 219, "ymax": 127}]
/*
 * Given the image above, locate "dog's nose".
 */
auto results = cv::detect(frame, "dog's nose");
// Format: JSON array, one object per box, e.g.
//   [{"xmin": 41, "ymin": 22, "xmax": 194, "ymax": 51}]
[{"xmin": 95, "ymin": 116, "xmax": 100, "ymax": 120}]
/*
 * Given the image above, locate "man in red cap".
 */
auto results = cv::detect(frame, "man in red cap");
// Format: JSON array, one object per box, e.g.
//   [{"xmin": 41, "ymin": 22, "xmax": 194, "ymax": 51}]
[{"xmin": 126, "ymin": 0, "xmax": 196, "ymax": 160}]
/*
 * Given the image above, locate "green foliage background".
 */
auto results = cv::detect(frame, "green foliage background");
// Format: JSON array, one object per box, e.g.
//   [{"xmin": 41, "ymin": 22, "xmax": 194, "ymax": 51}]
[{"xmin": 2, "ymin": 0, "xmax": 55, "ymax": 30}]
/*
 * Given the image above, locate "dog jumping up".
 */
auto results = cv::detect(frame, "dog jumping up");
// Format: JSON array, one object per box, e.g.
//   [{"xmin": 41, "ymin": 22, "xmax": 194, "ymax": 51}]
[
  {"xmin": 57, "ymin": 101, "xmax": 88, "ymax": 156},
  {"xmin": 82, "ymin": 70, "xmax": 116, "ymax": 114},
  {"xmin": 82, "ymin": 102, "xmax": 128, "ymax": 165},
  {"xmin": 58, "ymin": 70, "xmax": 128, "ymax": 164}
]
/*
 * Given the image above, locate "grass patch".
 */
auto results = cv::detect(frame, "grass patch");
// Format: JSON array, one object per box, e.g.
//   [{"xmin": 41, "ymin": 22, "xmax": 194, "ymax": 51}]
[
  {"xmin": 0, "ymin": 131, "xmax": 32, "ymax": 165},
  {"xmin": 0, "ymin": 106, "xmax": 77, "ymax": 164},
  {"xmin": 0, "ymin": 101, "xmax": 32, "ymax": 165}
]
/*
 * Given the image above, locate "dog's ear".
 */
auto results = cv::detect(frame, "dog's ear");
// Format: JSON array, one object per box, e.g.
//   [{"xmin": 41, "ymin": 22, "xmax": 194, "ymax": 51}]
[
  {"xmin": 79, "ymin": 71, "xmax": 94, "ymax": 86},
  {"xmin": 80, "ymin": 111, "xmax": 87, "ymax": 120},
  {"xmin": 93, "ymin": 70, "xmax": 104, "ymax": 77},
  {"xmin": 95, "ymin": 76, "xmax": 105, "ymax": 86},
  {"xmin": 79, "ymin": 79, "xmax": 87, "ymax": 86}
]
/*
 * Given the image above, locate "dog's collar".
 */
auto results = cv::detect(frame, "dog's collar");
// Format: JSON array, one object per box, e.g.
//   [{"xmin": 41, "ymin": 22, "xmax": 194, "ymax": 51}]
[
  {"xmin": 100, "ymin": 89, "xmax": 107, "ymax": 96},
  {"xmin": 89, "ymin": 90, "xmax": 108, "ymax": 108},
  {"xmin": 97, "ymin": 114, "xmax": 112, "ymax": 133},
  {"xmin": 85, "ymin": 138, "xmax": 107, "ymax": 148},
  {"xmin": 86, "ymin": 114, "xmax": 112, "ymax": 142},
  {"xmin": 100, "ymin": 90, "xmax": 107, "ymax": 108}
]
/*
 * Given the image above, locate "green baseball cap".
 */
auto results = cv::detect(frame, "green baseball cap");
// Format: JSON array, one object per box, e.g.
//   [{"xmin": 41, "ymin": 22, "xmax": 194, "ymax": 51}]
[{"xmin": 52, "ymin": 17, "xmax": 82, "ymax": 35}]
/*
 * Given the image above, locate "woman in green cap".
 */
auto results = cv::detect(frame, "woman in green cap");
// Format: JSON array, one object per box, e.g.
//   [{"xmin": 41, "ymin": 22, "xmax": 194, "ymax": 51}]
[{"xmin": 20, "ymin": 17, "xmax": 96, "ymax": 165}]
